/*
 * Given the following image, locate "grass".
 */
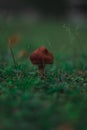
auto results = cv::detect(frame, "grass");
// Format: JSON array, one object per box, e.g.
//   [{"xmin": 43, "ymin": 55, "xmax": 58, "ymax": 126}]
[{"xmin": 0, "ymin": 19, "xmax": 87, "ymax": 130}]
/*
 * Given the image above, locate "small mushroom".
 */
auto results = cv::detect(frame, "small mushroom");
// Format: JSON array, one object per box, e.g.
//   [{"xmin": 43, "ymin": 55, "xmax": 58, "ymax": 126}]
[
  {"xmin": 8, "ymin": 34, "xmax": 19, "ymax": 47},
  {"xmin": 18, "ymin": 50, "xmax": 28, "ymax": 58},
  {"xmin": 30, "ymin": 46, "xmax": 54, "ymax": 77}
]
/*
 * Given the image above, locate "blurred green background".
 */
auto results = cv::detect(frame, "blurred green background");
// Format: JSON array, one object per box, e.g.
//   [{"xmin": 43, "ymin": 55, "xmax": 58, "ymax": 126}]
[{"xmin": 0, "ymin": 15, "xmax": 87, "ymax": 130}]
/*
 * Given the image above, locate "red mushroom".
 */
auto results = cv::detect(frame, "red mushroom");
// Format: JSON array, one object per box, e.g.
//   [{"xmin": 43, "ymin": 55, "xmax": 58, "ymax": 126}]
[{"xmin": 30, "ymin": 46, "xmax": 54, "ymax": 77}]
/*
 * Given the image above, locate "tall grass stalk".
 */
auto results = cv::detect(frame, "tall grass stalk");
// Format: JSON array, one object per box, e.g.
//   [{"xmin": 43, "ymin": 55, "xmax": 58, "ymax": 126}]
[{"xmin": 9, "ymin": 47, "xmax": 17, "ymax": 68}]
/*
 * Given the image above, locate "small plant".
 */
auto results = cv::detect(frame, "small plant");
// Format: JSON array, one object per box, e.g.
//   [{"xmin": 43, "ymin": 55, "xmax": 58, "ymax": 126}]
[{"xmin": 8, "ymin": 34, "xmax": 19, "ymax": 68}]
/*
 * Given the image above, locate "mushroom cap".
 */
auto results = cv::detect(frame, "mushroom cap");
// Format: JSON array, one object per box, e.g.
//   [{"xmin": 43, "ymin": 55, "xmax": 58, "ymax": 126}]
[
  {"xmin": 8, "ymin": 34, "xmax": 19, "ymax": 47},
  {"xmin": 30, "ymin": 46, "xmax": 54, "ymax": 65},
  {"xmin": 18, "ymin": 50, "xmax": 28, "ymax": 58}
]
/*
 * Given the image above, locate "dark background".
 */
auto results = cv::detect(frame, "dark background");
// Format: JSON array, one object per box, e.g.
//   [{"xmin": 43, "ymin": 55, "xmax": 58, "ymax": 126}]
[{"xmin": 0, "ymin": 0, "xmax": 87, "ymax": 17}]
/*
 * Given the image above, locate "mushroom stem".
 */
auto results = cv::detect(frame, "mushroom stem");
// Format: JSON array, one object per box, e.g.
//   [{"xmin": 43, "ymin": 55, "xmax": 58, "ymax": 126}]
[{"xmin": 38, "ymin": 64, "xmax": 45, "ymax": 77}]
